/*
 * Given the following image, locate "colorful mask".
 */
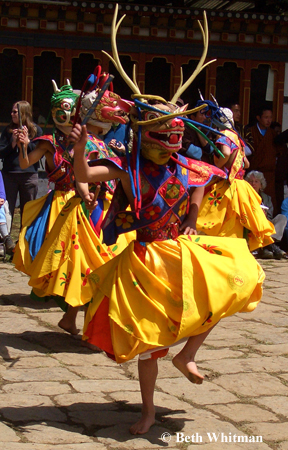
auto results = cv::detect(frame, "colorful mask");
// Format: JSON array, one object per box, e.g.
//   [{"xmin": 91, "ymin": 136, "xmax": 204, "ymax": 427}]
[
  {"xmin": 78, "ymin": 66, "xmax": 132, "ymax": 134},
  {"xmin": 130, "ymin": 101, "xmax": 185, "ymax": 164},
  {"xmin": 103, "ymin": 5, "xmax": 216, "ymax": 211},
  {"xmin": 79, "ymin": 89, "xmax": 131, "ymax": 133},
  {"xmin": 51, "ymin": 80, "xmax": 79, "ymax": 135}
]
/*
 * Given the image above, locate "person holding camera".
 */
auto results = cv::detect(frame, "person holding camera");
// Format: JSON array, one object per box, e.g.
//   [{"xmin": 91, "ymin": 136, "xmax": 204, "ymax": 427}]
[{"xmin": 0, "ymin": 101, "xmax": 42, "ymax": 228}]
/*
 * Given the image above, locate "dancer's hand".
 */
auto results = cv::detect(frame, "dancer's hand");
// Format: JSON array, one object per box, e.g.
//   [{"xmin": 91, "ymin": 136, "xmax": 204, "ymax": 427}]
[
  {"xmin": 108, "ymin": 139, "xmax": 125, "ymax": 154},
  {"xmin": 179, "ymin": 218, "xmax": 197, "ymax": 235},
  {"xmin": 83, "ymin": 185, "xmax": 101, "ymax": 211},
  {"xmin": 69, "ymin": 124, "xmax": 87, "ymax": 154}
]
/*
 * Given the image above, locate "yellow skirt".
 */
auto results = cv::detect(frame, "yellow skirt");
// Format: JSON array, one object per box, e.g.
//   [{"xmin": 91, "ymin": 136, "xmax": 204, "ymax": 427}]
[
  {"xmin": 13, "ymin": 190, "xmax": 76, "ymax": 275},
  {"xmin": 28, "ymin": 195, "xmax": 135, "ymax": 308},
  {"xmin": 197, "ymin": 179, "xmax": 275, "ymax": 251},
  {"xmin": 83, "ymin": 235, "xmax": 264, "ymax": 363}
]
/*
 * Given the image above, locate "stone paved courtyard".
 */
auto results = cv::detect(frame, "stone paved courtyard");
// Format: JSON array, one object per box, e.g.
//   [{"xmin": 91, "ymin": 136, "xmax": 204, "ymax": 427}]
[{"xmin": 0, "ymin": 258, "xmax": 288, "ymax": 450}]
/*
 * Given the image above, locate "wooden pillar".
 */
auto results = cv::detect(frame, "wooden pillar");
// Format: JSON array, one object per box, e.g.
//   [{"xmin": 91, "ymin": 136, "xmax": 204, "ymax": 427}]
[
  {"xmin": 100, "ymin": 51, "xmax": 110, "ymax": 73},
  {"xmin": 242, "ymin": 59, "xmax": 252, "ymax": 126},
  {"xmin": 137, "ymin": 51, "xmax": 146, "ymax": 94},
  {"xmin": 274, "ymin": 62, "xmax": 285, "ymax": 124},
  {"xmin": 63, "ymin": 48, "xmax": 72, "ymax": 84},
  {"xmin": 171, "ymin": 54, "xmax": 183, "ymax": 100},
  {"xmin": 24, "ymin": 46, "xmax": 34, "ymax": 105},
  {"xmin": 207, "ymin": 62, "xmax": 217, "ymax": 98}
]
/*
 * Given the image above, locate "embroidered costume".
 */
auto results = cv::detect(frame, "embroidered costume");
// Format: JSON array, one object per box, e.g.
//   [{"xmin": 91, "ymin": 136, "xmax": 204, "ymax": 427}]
[
  {"xmin": 13, "ymin": 131, "xmax": 76, "ymax": 276},
  {"xmin": 71, "ymin": 7, "xmax": 266, "ymax": 435},
  {"xmin": 197, "ymin": 128, "xmax": 275, "ymax": 251},
  {"xmin": 27, "ymin": 133, "xmax": 133, "ymax": 310},
  {"xmin": 18, "ymin": 70, "xmax": 134, "ymax": 312},
  {"xmin": 82, "ymin": 151, "xmax": 264, "ymax": 363}
]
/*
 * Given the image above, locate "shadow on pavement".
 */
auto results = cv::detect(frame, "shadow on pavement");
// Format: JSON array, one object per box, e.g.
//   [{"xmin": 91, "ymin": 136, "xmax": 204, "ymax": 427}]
[
  {"xmin": 0, "ymin": 402, "xmax": 190, "ymax": 446},
  {"xmin": 0, "ymin": 331, "xmax": 90, "ymax": 359},
  {"xmin": 0, "ymin": 293, "xmax": 58, "ymax": 310}
]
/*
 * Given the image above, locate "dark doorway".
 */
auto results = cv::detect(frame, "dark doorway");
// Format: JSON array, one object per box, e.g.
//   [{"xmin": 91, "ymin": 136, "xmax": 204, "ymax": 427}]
[
  {"xmin": 216, "ymin": 62, "xmax": 241, "ymax": 108},
  {"xmin": 109, "ymin": 56, "xmax": 135, "ymax": 100},
  {"xmin": 33, "ymin": 52, "xmax": 62, "ymax": 124},
  {"xmin": 72, "ymin": 53, "xmax": 100, "ymax": 90},
  {"xmin": 0, "ymin": 49, "xmax": 23, "ymax": 123},
  {"xmin": 180, "ymin": 59, "xmax": 206, "ymax": 108},
  {"xmin": 145, "ymin": 58, "xmax": 171, "ymax": 100}
]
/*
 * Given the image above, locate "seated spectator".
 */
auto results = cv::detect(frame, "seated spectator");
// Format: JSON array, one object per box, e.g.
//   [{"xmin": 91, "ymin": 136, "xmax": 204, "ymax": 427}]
[
  {"xmin": 0, "ymin": 171, "xmax": 15, "ymax": 255},
  {"xmin": 246, "ymin": 170, "xmax": 287, "ymax": 259}
]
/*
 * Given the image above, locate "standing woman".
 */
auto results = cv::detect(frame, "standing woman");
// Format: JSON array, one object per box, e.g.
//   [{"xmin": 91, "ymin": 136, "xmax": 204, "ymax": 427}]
[{"xmin": 0, "ymin": 101, "xmax": 43, "ymax": 228}]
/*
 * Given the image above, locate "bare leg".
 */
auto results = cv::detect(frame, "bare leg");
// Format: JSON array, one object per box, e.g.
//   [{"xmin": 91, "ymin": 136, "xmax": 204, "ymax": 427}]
[
  {"xmin": 172, "ymin": 325, "xmax": 216, "ymax": 384},
  {"xmin": 129, "ymin": 358, "xmax": 157, "ymax": 435},
  {"xmin": 58, "ymin": 305, "xmax": 80, "ymax": 335}
]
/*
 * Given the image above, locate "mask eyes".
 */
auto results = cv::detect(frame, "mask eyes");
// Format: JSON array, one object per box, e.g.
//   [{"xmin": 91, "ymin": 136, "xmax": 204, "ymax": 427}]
[
  {"xmin": 144, "ymin": 111, "xmax": 161, "ymax": 121},
  {"xmin": 61, "ymin": 101, "xmax": 72, "ymax": 111}
]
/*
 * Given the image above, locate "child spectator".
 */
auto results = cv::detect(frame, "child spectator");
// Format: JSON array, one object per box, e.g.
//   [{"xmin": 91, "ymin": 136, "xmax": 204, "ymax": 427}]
[{"xmin": 0, "ymin": 171, "xmax": 15, "ymax": 254}]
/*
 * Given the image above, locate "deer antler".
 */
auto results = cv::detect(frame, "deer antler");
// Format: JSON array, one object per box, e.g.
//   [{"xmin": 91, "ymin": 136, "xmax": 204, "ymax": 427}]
[
  {"xmin": 171, "ymin": 11, "xmax": 216, "ymax": 104},
  {"xmin": 102, "ymin": 4, "xmax": 141, "ymax": 96}
]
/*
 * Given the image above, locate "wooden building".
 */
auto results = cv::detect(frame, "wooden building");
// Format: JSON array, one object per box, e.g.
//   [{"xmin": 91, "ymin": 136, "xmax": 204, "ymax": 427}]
[{"xmin": 0, "ymin": 0, "xmax": 288, "ymax": 128}]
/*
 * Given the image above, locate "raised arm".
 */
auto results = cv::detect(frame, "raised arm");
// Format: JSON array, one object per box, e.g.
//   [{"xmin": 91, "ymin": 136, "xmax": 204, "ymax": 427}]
[
  {"xmin": 72, "ymin": 124, "xmax": 123, "ymax": 183},
  {"xmin": 18, "ymin": 128, "xmax": 48, "ymax": 169}
]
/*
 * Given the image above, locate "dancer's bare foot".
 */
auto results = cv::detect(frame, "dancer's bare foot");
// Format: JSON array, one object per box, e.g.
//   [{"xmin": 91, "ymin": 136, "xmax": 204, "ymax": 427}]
[
  {"xmin": 58, "ymin": 318, "xmax": 80, "ymax": 336},
  {"xmin": 129, "ymin": 409, "xmax": 155, "ymax": 435},
  {"xmin": 172, "ymin": 354, "xmax": 204, "ymax": 384}
]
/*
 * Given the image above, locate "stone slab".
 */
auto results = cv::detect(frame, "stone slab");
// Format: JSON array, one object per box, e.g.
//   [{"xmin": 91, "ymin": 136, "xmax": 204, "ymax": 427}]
[
  {"xmin": 2, "ymin": 381, "xmax": 72, "ymax": 395},
  {"xmin": 207, "ymin": 402, "xmax": 278, "ymax": 423},
  {"xmin": 213, "ymin": 373, "xmax": 288, "ymax": 397},
  {"xmin": 254, "ymin": 395, "xmax": 288, "ymax": 417},
  {"xmin": 0, "ymin": 421, "xmax": 20, "ymax": 442},
  {"xmin": 156, "ymin": 378, "xmax": 238, "ymax": 405},
  {"xmin": 1, "ymin": 367, "xmax": 81, "ymax": 382},
  {"xmin": 22, "ymin": 422, "xmax": 93, "ymax": 444}
]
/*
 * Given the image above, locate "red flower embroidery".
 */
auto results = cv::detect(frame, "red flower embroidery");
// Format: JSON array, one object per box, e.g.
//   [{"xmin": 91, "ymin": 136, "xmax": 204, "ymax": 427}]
[
  {"xmin": 82, "ymin": 268, "xmax": 91, "ymax": 287},
  {"xmin": 208, "ymin": 192, "xmax": 222, "ymax": 206},
  {"xmin": 143, "ymin": 163, "xmax": 160, "ymax": 178},
  {"xmin": 144, "ymin": 205, "xmax": 161, "ymax": 220},
  {"xmin": 54, "ymin": 241, "xmax": 66, "ymax": 260},
  {"xmin": 59, "ymin": 271, "xmax": 71, "ymax": 290},
  {"xmin": 200, "ymin": 244, "xmax": 222, "ymax": 255}
]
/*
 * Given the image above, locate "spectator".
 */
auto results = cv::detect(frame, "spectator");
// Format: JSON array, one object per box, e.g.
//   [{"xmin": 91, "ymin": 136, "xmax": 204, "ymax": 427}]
[
  {"xmin": 0, "ymin": 101, "xmax": 42, "ymax": 228},
  {"xmin": 245, "ymin": 105, "xmax": 281, "ymax": 210},
  {"xmin": 246, "ymin": 170, "xmax": 287, "ymax": 259},
  {"xmin": 103, "ymin": 123, "xmax": 133, "ymax": 156},
  {"xmin": 229, "ymin": 102, "xmax": 254, "ymax": 156},
  {"xmin": 0, "ymin": 171, "xmax": 15, "ymax": 254}
]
